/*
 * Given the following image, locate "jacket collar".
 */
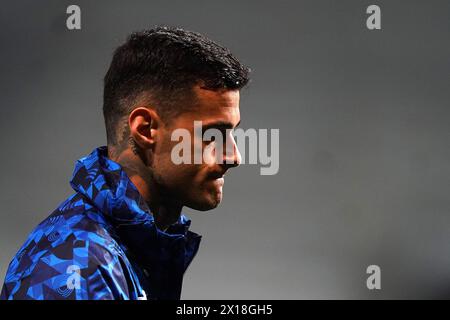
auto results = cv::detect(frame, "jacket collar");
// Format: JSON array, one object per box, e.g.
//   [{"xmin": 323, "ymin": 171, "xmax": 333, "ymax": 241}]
[{"xmin": 69, "ymin": 146, "xmax": 202, "ymax": 299}]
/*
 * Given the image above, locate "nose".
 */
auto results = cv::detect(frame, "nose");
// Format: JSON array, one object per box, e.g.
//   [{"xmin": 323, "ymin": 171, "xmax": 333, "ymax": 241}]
[{"xmin": 222, "ymin": 135, "xmax": 241, "ymax": 169}]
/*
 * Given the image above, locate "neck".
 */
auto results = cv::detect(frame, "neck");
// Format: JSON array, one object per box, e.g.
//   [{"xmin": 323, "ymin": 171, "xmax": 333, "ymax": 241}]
[{"xmin": 108, "ymin": 146, "xmax": 182, "ymax": 231}]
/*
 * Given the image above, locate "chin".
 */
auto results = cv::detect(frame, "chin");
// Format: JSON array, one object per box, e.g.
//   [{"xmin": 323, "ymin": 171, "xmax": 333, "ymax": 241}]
[{"xmin": 187, "ymin": 194, "xmax": 222, "ymax": 211}]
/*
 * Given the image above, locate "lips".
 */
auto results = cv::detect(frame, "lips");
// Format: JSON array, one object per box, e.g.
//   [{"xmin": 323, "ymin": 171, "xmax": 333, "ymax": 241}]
[
  {"xmin": 209, "ymin": 177, "xmax": 224, "ymax": 193},
  {"xmin": 208, "ymin": 171, "xmax": 226, "ymax": 180},
  {"xmin": 208, "ymin": 171, "xmax": 225, "ymax": 189}
]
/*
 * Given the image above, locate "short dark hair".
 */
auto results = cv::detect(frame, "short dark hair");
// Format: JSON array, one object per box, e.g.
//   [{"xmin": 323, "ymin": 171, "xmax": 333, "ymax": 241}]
[{"xmin": 103, "ymin": 26, "xmax": 251, "ymax": 145}]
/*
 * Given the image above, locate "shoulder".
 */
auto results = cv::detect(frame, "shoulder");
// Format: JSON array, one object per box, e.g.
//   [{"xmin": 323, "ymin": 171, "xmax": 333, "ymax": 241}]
[{"xmin": 1, "ymin": 193, "xmax": 133, "ymax": 300}]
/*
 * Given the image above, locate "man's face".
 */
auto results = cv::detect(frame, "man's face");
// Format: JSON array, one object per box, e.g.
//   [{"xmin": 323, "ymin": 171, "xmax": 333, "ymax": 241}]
[{"xmin": 152, "ymin": 86, "xmax": 242, "ymax": 211}]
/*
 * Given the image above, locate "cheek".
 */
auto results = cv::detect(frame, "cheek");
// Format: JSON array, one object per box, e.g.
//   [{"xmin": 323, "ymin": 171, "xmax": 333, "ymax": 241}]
[
  {"xmin": 173, "ymin": 165, "xmax": 212, "ymax": 194},
  {"xmin": 155, "ymin": 155, "xmax": 201, "ymax": 187},
  {"xmin": 153, "ymin": 135, "xmax": 210, "ymax": 188},
  {"xmin": 202, "ymin": 142, "xmax": 218, "ymax": 165}
]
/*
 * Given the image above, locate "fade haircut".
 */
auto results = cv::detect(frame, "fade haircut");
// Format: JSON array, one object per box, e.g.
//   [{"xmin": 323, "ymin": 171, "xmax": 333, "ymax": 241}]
[{"xmin": 103, "ymin": 26, "xmax": 250, "ymax": 146}]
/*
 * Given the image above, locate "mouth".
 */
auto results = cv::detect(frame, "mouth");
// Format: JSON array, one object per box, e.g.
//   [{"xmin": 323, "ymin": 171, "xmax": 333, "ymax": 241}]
[
  {"xmin": 209, "ymin": 171, "xmax": 226, "ymax": 180},
  {"xmin": 208, "ymin": 172, "xmax": 225, "ymax": 188}
]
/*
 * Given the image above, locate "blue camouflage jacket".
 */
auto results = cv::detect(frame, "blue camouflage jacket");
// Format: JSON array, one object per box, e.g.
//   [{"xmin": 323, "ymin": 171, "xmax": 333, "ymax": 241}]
[{"xmin": 0, "ymin": 146, "xmax": 202, "ymax": 300}]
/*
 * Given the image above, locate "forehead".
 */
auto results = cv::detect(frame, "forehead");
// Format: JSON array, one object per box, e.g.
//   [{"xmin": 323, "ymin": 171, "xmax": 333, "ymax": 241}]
[
  {"xmin": 193, "ymin": 86, "xmax": 240, "ymax": 109},
  {"xmin": 186, "ymin": 86, "xmax": 240, "ymax": 122}
]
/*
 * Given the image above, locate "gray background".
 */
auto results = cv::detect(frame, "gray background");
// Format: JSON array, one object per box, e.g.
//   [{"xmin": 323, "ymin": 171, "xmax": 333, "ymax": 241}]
[{"xmin": 0, "ymin": 0, "xmax": 449, "ymax": 299}]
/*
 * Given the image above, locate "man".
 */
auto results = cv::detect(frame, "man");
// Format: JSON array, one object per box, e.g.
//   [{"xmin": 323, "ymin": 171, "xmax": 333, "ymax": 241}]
[{"xmin": 1, "ymin": 26, "xmax": 250, "ymax": 300}]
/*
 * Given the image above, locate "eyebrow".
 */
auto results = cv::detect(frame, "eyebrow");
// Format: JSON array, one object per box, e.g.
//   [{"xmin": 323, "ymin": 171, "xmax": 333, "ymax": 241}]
[{"xmin": 202, "ymin": 120, "xmax": 241, "ymax": 131}]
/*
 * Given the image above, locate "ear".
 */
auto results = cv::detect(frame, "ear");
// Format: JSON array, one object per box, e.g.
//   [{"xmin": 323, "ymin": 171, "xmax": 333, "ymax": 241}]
[{"xmin": 128, "ymin": 107, "xmax": 160, "ymax": 149}]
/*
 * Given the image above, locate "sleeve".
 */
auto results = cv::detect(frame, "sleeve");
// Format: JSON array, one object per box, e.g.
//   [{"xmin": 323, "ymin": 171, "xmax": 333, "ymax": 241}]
[
  {"xmin": 1, "ymin": 239, "xmax": 134, "ymax": 300},
  {"xmin": 82, "ymin": 241, "xmax": 132, "ymax": 300}
]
